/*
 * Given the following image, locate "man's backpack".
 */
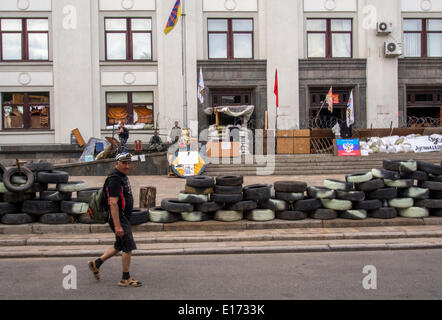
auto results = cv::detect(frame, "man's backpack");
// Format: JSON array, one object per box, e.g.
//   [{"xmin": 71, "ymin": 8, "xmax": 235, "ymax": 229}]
[{"xmin": 86, "ymin": 178, "xmax": 110, "ymax": 224}]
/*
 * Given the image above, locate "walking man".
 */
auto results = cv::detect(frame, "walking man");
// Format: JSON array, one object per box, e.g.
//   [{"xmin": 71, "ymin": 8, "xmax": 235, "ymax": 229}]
[
  {"xmin": 118, "ymin": 122, "xmax": 129, "ymax": 153},
  {"xmin": 88, "ymin": 153, "xmax": 142, "ymax": 287}
]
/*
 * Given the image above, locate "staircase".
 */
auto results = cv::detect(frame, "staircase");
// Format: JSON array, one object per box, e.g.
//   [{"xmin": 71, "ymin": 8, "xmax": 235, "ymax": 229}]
[{"xmin": 203, "ymin": 152, "xmax": 442, "ymax": 176}]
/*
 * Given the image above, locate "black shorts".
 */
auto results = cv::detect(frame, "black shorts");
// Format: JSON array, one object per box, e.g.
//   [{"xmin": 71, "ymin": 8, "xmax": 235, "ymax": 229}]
[{"xmin": 109, "ymin": 215, "xmax": 137, "ymax": 253}]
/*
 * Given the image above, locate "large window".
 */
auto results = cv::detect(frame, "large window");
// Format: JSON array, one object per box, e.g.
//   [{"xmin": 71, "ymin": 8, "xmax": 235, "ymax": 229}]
[
  {"xmin": 404, "ymin": 19, "xmax": 442, "ymax": 58},
  {"xmin": 2, "ymin": 93, "xmax": 50, "ymax": 130},
  {"xmin": 105, "ymin": 18, "xmax": 152, "ymax": 61},
  {"xmin": 0, "ymin": 18, "xmax": 49, "ymax": 61},
  {"xmin": 106, "ymin": 92, "xmax": 154, "ymax": 126},
  {"xmin": 307, "ymin": 19, "xmax": 352, "ymax": 58},
  {"xmin": 208, "ymin": 18, "xmax": 253, "ymax": 59}
]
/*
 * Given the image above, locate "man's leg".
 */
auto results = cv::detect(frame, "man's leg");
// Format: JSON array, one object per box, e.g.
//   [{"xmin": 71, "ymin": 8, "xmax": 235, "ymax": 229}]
[
  {"xmin": 101, "ymin": 247, "xmax": 119, "ymax": 262},
  {"xmin": 122, "ymin": 251, "xmax": 132, "ymax": 274}
]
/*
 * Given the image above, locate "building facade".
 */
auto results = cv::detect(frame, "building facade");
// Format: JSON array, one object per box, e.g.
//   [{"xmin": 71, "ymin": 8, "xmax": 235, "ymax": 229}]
[{"xmin": 0, "ymin": 0, "xmax": 441, "ymax": 145}]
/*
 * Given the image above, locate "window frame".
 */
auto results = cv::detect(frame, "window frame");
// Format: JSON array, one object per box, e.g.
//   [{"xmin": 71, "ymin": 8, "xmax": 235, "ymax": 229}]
[
  {"xmin": 0, "ymin": 18, "xmax": 49, "ymax": 62},
  {"xmin": 104, "ymin": 17, "xmax": 153, "ymax": 62},
  {"xmin": 307, "ymin": 18, "xmax": 353, "ymax": 59},
  {"xmin": 1, "ymin": 92, "xmax": 51, "ymax": 131},
  {"xmin": 404, "ymin": 18, "xmax": 442, "ymax": 58},
  {"xmin": 106, "ymin": 91, "xmax": 154, "ymax": 127},
  {"xmin": 207, "ymin": 18, "xmax": 254, "ymax": 60}
]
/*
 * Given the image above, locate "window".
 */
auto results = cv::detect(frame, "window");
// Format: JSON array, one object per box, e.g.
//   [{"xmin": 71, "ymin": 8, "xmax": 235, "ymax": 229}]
[
  {"xmin": 404, "ymin": 19, "xmax": 442, "ymax": 58},
  {"xmin": 105, "ymin": 18, "xmax": 152, "ymax": 61},
  {"xmin": 208, "ymin": 18, "xmax": 253, "ymax": 59},
  {"xmin": 0, "ymin": 18, "xmax": 49, "ymax": 61},
  {"xmin": 307, "ymin": 19, "xmax": 352, "ymax": 58},
  {"xmin": 2, "ymin": 93, "xmax": 50, "ymax": 130},
  {"xmin": 106, "ymin": 92, "xmax": 154, "ymax": 126}
]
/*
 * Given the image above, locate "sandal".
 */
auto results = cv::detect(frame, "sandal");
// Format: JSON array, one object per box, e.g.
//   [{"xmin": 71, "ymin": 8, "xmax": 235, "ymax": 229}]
[
  {"xmin": 87, "ymin": 261, "xmax": 100, "ymax": 280},
  {"xmin": 118, "ymin": 278, "xmax": 143, "ymax": 287}
]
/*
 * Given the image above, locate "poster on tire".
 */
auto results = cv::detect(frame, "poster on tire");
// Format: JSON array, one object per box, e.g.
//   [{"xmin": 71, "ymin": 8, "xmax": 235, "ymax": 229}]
[
  {"xmin": 409, "ymin": 135, "xmax": 442, "ymax": 153},
  {"xmin": 337, "ymin": 139, "xmax": 361, "ymax": 157}
]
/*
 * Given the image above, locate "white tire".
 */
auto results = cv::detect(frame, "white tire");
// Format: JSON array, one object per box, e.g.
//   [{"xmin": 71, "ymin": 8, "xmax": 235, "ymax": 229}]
[
  {"xmin": 0, "ymin": 182, "xmax": 7, "ymax": 193},
  {"xmin": 215, "ymin": 210, "xmax": 243, "ymax": 222},
  {"xmin": 346, "ymin": 172, "xmax": 373, "ymax": 184},
  {"xmin": 149, "ymin": 207, "xmax": 181, "ymax": 223},
  {"xmin": 400, "ymin": 187, "xmax": 430, "ymax": 200},
  {"xmin": 388, "ymin": 198, "xmax": 414, "ymax": 209},
  {"xmin": 340, "ymin": 210, "xmax": 367, "ymax": 220},
  {"xmin": 384, "ymin": 179, "xmax": 413, "ymax": 188},
  {"xmin": 321, "ymin": 199, "xmax": 352, "ymax": 211},
  {"xmin": 181, "ymin": 211, "xmax": 211, "ymax": 222},
  {"xmin": 58, "ymin": 182, "xmax": 86, "ymax": 192},
  {"xmin": 398, "ymin": 207, "xmax": 429, "ymax": 218},
  {"xmin": 323, "ymin": 179, "xmax": 353, "ymax": 191},
  {"xmin": 259, "ymin": 199, "xmax": 287, "ymax": 212},
  {"xmin": 178, "ymin": 193, "xmax": 208, "ymax": 204},
  {"xmin": 246, "ymin": 209, "xmax": 275, "ymax": 222}
]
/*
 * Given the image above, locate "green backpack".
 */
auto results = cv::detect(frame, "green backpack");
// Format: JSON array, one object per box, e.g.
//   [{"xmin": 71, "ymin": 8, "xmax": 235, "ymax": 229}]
[{"xmin": 86, "ymin": 178, "xmax": 110, "ymax": 224}]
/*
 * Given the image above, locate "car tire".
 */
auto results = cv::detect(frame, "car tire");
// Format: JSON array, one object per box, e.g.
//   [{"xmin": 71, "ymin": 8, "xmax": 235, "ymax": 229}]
[
  {"xmin": 421, "ymin": 181, "xmax": 442, "ymax": 191},
  {"xmin": 398, "ymin": 207, "xmax": 429, "ymax": 218},
  {"xmin": 3, "ymin": 167, "xmax": 35, "ymax": 193},
  {"xmin": 246, "ymin": 209, "xmax": 275, "ymax": 222},
  {"xmin": 0, "ymin": 203, "xmax": 20, "ymax": 217},
  {"xmin": 310, "ymin": 209, "xmax": 338, "ymax": 220},
  {"xmin": 340, "ymin": 210, "xmax": 367, "ymax": 220},
  {"xmin": 211, "ymin": 193, "xmax": 243, "ymax": 204},
  {"xmin": 196, "ymin": 202, "xmax": 224, "ymax": 213},
  {"xmin": 258, "ymin": 199, "xmax": 287, "ymax": 212},
  {"xmin": 276, "ymin": 211, "xmax": 307, "ymax": 221},
  {"xmin": 400, "ymin": 170, "xmax": 429, "ymax": 181},
  {"xmin": 25, "ymin": 162, "xmax": 54, "ymax": 173},
  {"xmin": 346, "ymin": 172, "xmax": 373, "ymax": 184},
  {"xmin": 161, "ymin": 199, "xmax": 194, "ymax": 213},
  {"xmin": 430, "ymin": 190, "xmax": 442, "ymax": 199},
  {"xmin": 367, "ymin": 188, "xmax": 398, "ymax": 200},
  {"xmin": 61, "ymin": 201, "xmax": 89, "ymax": 215},
  {"xmin": 149, "ymin": 207, "xmax": 181, "ymax": 223},
  {"xmin": 369, "ymin": 207, "xmax": 397, "ymax": 219},
  {"xmin": 214, "ymin": 210, "xmax": 243, "ymax": 222},
  {"xmin": 243, "ymin": 184, "xmax": 272, "ymax": 201},
  {"xmin": 371, "ymin": 169, "xmax": 400, "ymax": 180},
  {"xmin": 216, "ymin": 176, "xmax": 243, "ymax": 187},
  {"xmin": 213, "ymin": 185, "xmax": 242, "ymax": 194},
  {"xmin": 129, "ymin": 209, "xmax": 149, "ymax": 226},
  {"xmin": 323, "ymin": 179, "xmax": 354, "ymax": 191},
  {"xmin": 181, "ymin": 211, "xmax": 212, "ymax": 222},
  {"xmin": 431, "ymin": 209, "xmax": 442, "ymax": 217},
  {"xmin": 1, "ymin": 213, "xmax": 33, "ymax": 225},
  {"xmin": 388, "ymin": 198, "xmax": 414, "ymax": 209},
  {"xmin": 321, "ymin": 199, "xmax": 352, "ymax": 211},
  {"xmin": 3, "ymin": 192, "xmax": 36, "ymax": 203},
  {"xmin": 226, "ymin": 200, "xmax": 257, "ymax": 212},
  {"xmin": 429, "ymin": 175, "xmax": 442, "ymax": 183},
  {"xmin": 39, "ymin": 213, "xmax": 72, "ymax": 225},
  {"xmin": 353, "ymin": 200, "xmax": 383, "ymax": 211},
  {"xmin": 184, "ymin": 185, "xmax": 214, "ymax": 195},
  {"xmin": 0, "ymin": 182, "xmax": 8, "ymax": 193},
  {"xmin": 36, "ymin": 171, "xmax": 69, "ymax": 184},
  {"xmin": 417, "ymin": 161, "xmax": 442, "ymax": 176},
  {"xmin": 355, "ymin": 179, "xmax": 385, "ymax": 192},
  {"xmin": 384, "ymin": 179, "xmax": 413, "ymax": 188},
  {"xmin": 307, "ymin": 187, "xmax": 336, "ymax": 199},
  {"xmin": 22, "ymin": 200, "xmax": 60, "ymax": 215},
  {"xmin": 415, "ymin": 199, "xmax": 442, "ymax": 209},
  {"xmin": 57, "ymin": 182, "xmax": 86, "ymax": 193},
  {"xmin": 186, "ymin": 176, "xmax": 215, "ymax": 188},
  {"xmin": 294, "ymin": 199, "xmax": 321, "ymax": 212},
  {"xmin": 178, "ymin": 192, "xmax": 209, "ymax": 204},
  {"xmin": 383, "ymin": 160, "xmax": 417, "ymax": 173},
  {"xmin": 273, "ymin": 181, "xmax": 307, "ymax": 193},
  {"xmin": 77, "ymin": 188, "xmax": 100, "ymax": 203},
  {"xmin": 275, "ymin": 192, "xmax": 305, "ymax": 202},
  {"xmin": 336, "ymin": 190, "xmax": 365, "ymax": 202},
  {"xmin": 40, "ymin": 190, "xmax": 72, "ymax": 201},
  {"xmin": 0, "ymin": 163, "xmax": 6, "ymax": 182},
  {"xmin": 399, "ymin": 187, "xmax": 430, "ymax": 200}
]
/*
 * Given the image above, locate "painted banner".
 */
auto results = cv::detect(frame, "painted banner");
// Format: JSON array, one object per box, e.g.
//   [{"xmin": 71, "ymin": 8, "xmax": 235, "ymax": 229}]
[
  {"xmin": 409, "ymin": 135, "xmax": 442, "ymax": 153},
  {"xmin": 337, "ymin": 139, "xmax": 361, "ymax": 156}
]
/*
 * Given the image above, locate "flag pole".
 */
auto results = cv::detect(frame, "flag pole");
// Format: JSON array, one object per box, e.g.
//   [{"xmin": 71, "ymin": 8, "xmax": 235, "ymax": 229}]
[{"xmin": 181, "ymin": 0, "xmax": 188, "ymax": 130}]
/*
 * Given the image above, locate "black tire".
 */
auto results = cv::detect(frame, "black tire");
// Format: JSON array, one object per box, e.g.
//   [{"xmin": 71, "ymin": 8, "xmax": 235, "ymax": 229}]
[
  {"xmin": 129, "ymin": 209, "xmax": 149, "ymax": 226},
  {"xmin": 161, "ymin": 199, "xmax": 194, "ymax": 213},
  {"xmin": 0, "ymin": 203, "xmax": 20, "ymax": 217},
  {"xmin": 323, "ymin": 179, "xmax": 354, "ymax": 191},
  {"xmin": 216, "ymin": 176, "xmax": 243, "ymax": 187},
  {"xmin": 415, "ymin": 199, "xmax": 442, "ymax": 209},
  {"xmin": 371, "ymin": 169, "xmax": 400, "ymax": 180},
  {"xmin": 340, "ymin": 210, "xmax": 367, "ymax": 220},
  {"xmin": 383, "ymin": 160, "xmax": 417, "ymax": 173},
  {"xmin": 276, "ymin": 211, "xmax": 307, "ymax": 221},
  {"xmin": 273, "ymin": 181, "xmax": 307, "ymax": 193},
  {"xmin": 400, "ymin": 171, "xmax": 429, "ymax": 181},
  {"xmin": 178, "ymin": 192, "xmax": 208, "ymax": 204},
  {"xmin": 61, "ymin": 201, "xmax": 89, "ymax": 215},
  {"xmin": 57, "ymin": 182, "xmax": 86, "ymax": 192},
  {"xmin": 429, "ymin": 175, "xmax": 442, "ymax": 183},
  {"xmin": 432, "ymin": 209, "xmax": 442, "ymax": 217},
  {"xmin": 184, "ymin": 185, "xmax": 214, "ymax": 195},
  {"xmin": 421, "ymin": 181, "xmax": 442, "ymax": 191},
  {"xmin": 196, "ymin": 201, "xmax": 224, "ymax": 213},
  {"xmin": 307, "ymin": 187, "xmax": 336, "ymax": 199},
  {"xmin": 40, "ymin": 190, "xmax": 72, "ymax": 201},
  {"xmin": 213, "ymin": 185, "xmax": 243, "ymax": 194},
  {"xmin": 77, "ymin": 188, "xmax": 100, "ymax": 203},
  {"xmin": 22, "ymin": 200, "xmax": 60, "ymax": 215},
  {"xmin": 149, "ymin": 207, "xmax": 181, "ymax": 223},
  {"xmin": 37, "ymin": 171, "xmax": 69, "ymax": 184},
  {"xmin": 0, "ymin": 163, "xmax": 6, "ymax": 182},
  {"xmin": 310, "ymin": 209, "xmax": 337, "ymax": 220},
  {"xmin": 243, "ymin": 184, "xmax": 272, "ymax": 201},
  {"xmin": 227, "ymin": 200, "xmax": 257, "ymax": 211},
  {"xmin": 28, "ymin": 183, "xmax": 48, "ymax": 193},
  {"xmin": 367, "ymin": 188, "xmax": 398, "ymax": 201},
  {"xmin": 186, "ymin": 176, "xmax": 215, "ymax": 188},
  {"xmin": 399, "ymin": 187, "xmax": 430, "ymax": 200},
  {"xmin": 353, "ymin": 200, "xmax": 382, "ymax": 211},
  {"xmin": 3, "ymin": 167, "xmax": 35, "ymax": 193},
  {"xmin": 336, "ymin": 190, "xmax": 365, "ymax": 202},
  {"xmin": 1, "ymin": 213, "xmax": 33, "ymax": 225},
  {"xmin": 431, "ymin": 190, "xmax": 442, "ymax": 199},
  {"xmin": 3, "ymin": 192, "xmax": 36, "ymax": 203},
  {"xmin": 275, "ymin": 192, "xmax": 305, "ymax": 202},
  {"xmin": 294, "ymin": 199, "xmax": 321, "ymax": 212},
  {"xmin": 258, "ymin": 199, "xmax": 287, "ymax": 211},
  {"xmin": 211, "ymin": 193, "xmax": 243, "ymax": 203},
  {"xmin": 39, "ymin": 213, "xmax": 72, "ymax": 225},
  {"xmin": 355, "ymin": 179, "xmax": 385, "ymax": 192},
  {"xmin": 417, "ymin": 161, "xmax": 442, "ymax": 176},
  {"xmin": 25, "ymin": 162, "xmax": 54, "ymax": 172},
  {"xmin": 369, "ymin": 207, "xmax": 397, "ymax": 219}
]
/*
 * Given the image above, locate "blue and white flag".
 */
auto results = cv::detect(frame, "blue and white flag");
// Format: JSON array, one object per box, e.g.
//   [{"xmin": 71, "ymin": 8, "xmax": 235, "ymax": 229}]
[
  {"xmin": 198, "ymin": 67, "xmax": 205, "ymax": 104},
  {"xmin": 346, "ymin": 90, "xmax": 354, "ymax": 127}
]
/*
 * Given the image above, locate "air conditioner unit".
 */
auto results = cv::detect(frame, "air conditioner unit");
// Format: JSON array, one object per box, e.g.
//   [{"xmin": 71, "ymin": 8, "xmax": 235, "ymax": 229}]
[
  {"xmin": 384, "ymin": 42, "xmax": 402, "ymax": 57},
  {"xmin": 377, "ymin": 22, "xmax": 393, "ymax": 35}
]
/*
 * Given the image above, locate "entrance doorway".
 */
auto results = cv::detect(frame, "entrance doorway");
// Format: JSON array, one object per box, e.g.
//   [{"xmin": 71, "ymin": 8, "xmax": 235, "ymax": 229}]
[
  {"xmin": 309, "ymin": 88, "xmax": 351, "ymax": 128},
  {"xmin": 211, "ymin": 89, "xmax": 253, "ymax": 127},
  {"xmin": 407, "ymin": 89, "xmax": 441, "ymax": 127}
]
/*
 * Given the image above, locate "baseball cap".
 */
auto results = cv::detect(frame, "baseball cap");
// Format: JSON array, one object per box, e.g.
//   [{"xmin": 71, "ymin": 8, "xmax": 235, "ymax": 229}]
[{"xmin": 116, "ymin": 153, "xmax": 133, "ymax": 162}]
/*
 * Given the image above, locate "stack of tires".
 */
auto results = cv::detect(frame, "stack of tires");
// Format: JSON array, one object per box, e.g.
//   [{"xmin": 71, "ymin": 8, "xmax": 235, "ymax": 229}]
[
  {"xmin": 268, "ymin": 181, "xmax": 309, "ymax": 220},
  {"xmin": 213, "ymin": 176, "xmax": 247, "ymax": 222}
]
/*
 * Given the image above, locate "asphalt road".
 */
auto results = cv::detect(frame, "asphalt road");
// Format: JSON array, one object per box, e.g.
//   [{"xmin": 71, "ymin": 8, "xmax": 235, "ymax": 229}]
[{"xmin": 1, "ymin": 250, "xmax": 442, "ymax": 300}]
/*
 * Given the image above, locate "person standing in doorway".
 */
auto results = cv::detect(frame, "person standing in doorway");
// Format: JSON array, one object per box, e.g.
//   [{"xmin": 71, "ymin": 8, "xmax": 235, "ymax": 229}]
[
  {"xmin": 88, "ymin": 153, "xmax": 142, "ymax": 287},
  {"xmin": 118, "ymin": 122, "xmax": 129, "ymax": 153}
]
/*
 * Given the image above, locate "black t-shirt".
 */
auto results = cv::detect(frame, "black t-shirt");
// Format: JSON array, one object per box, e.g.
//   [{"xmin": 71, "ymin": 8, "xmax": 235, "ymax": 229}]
[
  {"xmin": 119, "ymin": 127, "xmax": 129, "ymax": 140},
  {"xmin": 105, "ymin": 169, "xmax": 133, "ymax": 217}
]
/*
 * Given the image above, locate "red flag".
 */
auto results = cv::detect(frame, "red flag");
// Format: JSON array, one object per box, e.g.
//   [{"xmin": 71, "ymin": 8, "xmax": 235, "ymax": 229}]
[
  {"xmin": 274, "ymin": 69, "xmax": 279, "ymax": 108},
  {"xmin": 326, "ymin": 86, "xmax": 334, "ymax": 113}
]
